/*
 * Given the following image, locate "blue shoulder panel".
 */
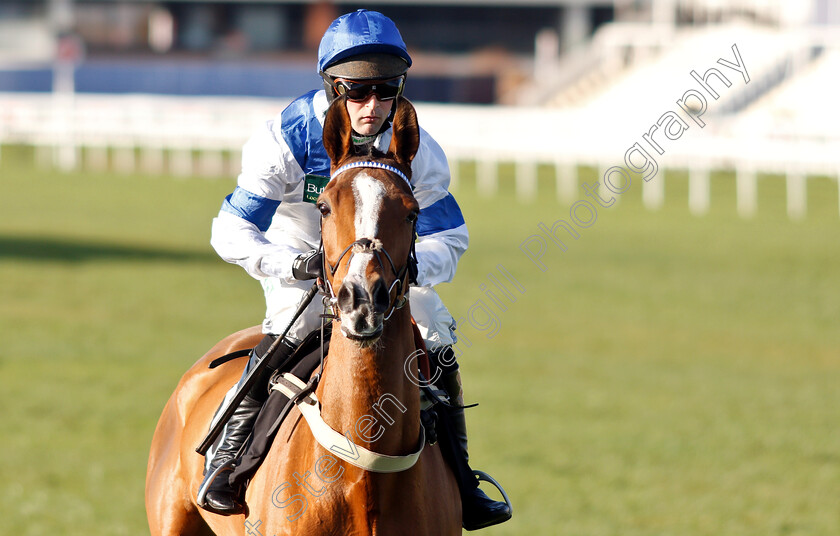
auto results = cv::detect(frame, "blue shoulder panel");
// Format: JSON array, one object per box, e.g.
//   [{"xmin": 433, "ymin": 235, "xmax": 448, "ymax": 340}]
[
  {"xmin": 221, "ymin": 187, "xmax": 280, "ymax": 232},
  {"xmin": 280, "ymin": 90, "xmax": 331, "ymax": 177},
  {"xmin": 416, "ymin": 193, "xmax": 466, "ymax": 237}
]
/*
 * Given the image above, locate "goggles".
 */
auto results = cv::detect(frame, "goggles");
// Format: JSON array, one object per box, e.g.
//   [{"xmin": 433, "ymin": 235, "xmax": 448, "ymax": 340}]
[{"xmin": 332, "ymin": 76, "xmax": 405, "ymax": 102}]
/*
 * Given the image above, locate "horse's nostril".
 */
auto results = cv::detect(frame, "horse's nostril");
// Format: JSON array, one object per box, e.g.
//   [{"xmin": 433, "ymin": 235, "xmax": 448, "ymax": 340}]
[
  {"xmin": 338, "ymin": 279, "xmax": 389, "ymax": 317},
  {"xmin": 372, "ymin": 278, "xmax": 390, "ymax": 314},
  {"xmin": 336, "ymin": 283, "xmax": 355, "ymax": 313}
]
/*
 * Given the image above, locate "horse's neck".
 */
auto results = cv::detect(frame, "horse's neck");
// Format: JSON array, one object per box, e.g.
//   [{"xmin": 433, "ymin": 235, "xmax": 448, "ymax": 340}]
[{"xmin": 318, "ymin": 308, "xmax": 420, "ymax": 455}]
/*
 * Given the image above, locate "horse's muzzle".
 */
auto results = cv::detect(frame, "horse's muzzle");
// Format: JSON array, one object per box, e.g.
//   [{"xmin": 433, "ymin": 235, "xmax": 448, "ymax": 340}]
[{"xmin": 336, "ymin": 277, "xmax": 390, "ymax": 343}]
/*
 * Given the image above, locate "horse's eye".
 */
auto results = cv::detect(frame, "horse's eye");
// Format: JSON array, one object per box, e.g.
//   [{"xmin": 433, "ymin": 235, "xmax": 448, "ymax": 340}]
[
  {"xmin": 317, "ymin": 202, "xmax": 331, "ymax": 217},
  {"xmin": 406, "ymin": 210, "xmax": 418, "ymax": 224}
]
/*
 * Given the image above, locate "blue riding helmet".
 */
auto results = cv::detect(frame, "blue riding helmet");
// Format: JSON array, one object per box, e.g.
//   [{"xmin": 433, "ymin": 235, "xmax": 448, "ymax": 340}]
[{"xmin": 318, "ymin": 9, "xmax": 412, "ymax": 77}]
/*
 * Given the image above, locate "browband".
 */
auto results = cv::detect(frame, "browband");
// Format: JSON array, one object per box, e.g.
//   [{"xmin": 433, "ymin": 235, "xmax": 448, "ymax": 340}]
[{"xmin": 331, "ymin": 161, "xmax": 411, "ymax": 187}]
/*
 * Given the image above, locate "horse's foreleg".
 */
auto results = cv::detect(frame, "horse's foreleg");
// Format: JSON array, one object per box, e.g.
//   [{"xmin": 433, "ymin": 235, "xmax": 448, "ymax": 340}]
[{"xmin": 146, "ymin": 396, "xmax": 212, "ymax": 536}]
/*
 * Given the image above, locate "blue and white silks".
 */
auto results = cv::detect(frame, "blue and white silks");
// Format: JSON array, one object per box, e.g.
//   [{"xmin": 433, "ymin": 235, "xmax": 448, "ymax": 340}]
[{"xmin": 211, "ymin": 89, "xmax": 468, "ymax": 290}]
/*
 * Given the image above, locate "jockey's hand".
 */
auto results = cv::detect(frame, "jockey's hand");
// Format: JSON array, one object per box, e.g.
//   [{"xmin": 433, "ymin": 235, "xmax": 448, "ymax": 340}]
[{"xmin": 292, "ymin": 250, "xmax": 323, "ymax": 281}]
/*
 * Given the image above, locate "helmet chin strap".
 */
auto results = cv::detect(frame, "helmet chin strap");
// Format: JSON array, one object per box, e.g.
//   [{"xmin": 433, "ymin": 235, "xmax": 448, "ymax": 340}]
[{"xmin": 382, "ymin": 100, "xmax": 398, "ymax": 131}]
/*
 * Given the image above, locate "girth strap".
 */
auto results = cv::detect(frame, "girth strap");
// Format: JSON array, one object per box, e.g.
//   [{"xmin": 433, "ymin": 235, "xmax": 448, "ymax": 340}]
[{"xmin": 272, "ymin": 373, "xmax": 425, "ymax": 473}]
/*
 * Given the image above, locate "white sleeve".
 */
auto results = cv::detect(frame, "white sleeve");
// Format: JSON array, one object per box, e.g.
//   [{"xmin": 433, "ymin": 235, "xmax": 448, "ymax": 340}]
[
  {"xmin": 211, "ymin": 212, "xmax": 301, "ymax": 281},
  {"xmin": 409, "ymin": 128, "xmax": 469, "ymax": 287},
  {"xmin": 209, "ymin": 118, "xmax": 306, "ymax": 282}
]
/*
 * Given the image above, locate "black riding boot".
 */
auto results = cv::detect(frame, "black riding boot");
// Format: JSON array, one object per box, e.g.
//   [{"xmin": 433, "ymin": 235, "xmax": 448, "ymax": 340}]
[
  {"xmin": 432, "ymin": 350, "xmax": 512, "ymax": 531},
  {"xmin": 197, "ymin": 334, "xmax": 298, "ymax": 515},
  {"xmin": 198, "ymin": 394, "xmax": 263, "ymax": 514}
]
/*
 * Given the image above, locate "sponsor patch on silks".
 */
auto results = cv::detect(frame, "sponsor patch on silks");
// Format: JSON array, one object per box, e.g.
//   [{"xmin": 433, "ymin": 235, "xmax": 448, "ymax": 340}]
[{"xmin": 303, "ymin": 174, "xmax": 330, "ymax": 204}]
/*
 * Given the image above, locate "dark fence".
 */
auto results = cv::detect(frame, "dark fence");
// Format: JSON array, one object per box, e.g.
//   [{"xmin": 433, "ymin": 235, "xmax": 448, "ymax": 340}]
[{"xmin": 0, "ymin": 60, "xmax": 495, "ymax": 103}]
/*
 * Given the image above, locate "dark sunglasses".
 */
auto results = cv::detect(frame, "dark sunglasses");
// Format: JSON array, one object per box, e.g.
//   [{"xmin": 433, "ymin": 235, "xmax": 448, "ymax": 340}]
[{"xmin": 333, "ymin": 77, "xmax": 405, "ymax": 102}]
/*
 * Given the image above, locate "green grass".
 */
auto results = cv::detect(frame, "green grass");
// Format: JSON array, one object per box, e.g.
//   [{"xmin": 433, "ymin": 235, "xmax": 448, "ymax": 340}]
[{"xmin": 1, "ymin": 147, "xmax": 838, "ymax": 535}]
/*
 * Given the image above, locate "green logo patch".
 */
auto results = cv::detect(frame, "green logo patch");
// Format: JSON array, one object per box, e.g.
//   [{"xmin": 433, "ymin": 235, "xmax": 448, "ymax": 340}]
[{"xmin": 303, "ymin": 174, "xmax": 330, "ymax": 204}]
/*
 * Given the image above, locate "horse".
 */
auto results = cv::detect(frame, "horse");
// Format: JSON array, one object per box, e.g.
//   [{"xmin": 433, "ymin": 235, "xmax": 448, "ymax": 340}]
[{"xmin": 145, "ymin": 96, "xmax": 462, "ymax": 535}]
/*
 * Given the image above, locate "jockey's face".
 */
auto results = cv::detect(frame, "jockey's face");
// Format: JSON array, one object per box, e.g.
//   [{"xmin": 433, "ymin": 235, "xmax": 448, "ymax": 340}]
[{"xmin": 345, "ymin": 92, "xmax": 394, "ymax": 136}]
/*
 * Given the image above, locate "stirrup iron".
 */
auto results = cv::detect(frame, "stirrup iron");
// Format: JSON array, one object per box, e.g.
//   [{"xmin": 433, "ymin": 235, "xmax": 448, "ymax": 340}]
[
  {"xmin": 473, "ymin": 470, "xmax": 513, "ymax": 514},
  {"xmin": 196, "ymin": 458, "xmax": 236, "ymax": 509}
]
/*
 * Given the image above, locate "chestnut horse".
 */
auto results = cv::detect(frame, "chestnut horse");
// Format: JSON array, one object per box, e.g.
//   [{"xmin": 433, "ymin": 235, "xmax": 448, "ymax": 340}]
[{"xmin": 145, "ymin": 96, "xmax": 461, "ymax": 535}]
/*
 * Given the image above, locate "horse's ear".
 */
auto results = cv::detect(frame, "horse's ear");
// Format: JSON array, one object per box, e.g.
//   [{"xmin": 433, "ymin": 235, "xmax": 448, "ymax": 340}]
[
  {"xmin": 324, "ymin": 95, "xmax": 354, "ymax": 166},
  {"xmin": 387, "ymin": 97, "xmax": 420, "ymax": 168}
]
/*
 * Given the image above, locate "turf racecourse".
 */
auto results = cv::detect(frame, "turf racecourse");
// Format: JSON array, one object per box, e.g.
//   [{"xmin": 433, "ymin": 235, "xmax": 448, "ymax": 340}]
[{"xmin": 1, "ymin": 147, "xmax": 838, "ymax": 536}]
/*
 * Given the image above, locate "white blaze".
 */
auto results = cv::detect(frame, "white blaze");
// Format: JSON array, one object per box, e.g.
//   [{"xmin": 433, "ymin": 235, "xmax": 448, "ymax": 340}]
[{"xmin": 347, "ymin": 173, "xmax": 385, "ymax": 281}]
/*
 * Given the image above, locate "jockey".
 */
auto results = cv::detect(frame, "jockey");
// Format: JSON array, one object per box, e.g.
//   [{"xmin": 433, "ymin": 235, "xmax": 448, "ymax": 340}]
[{"xmin": 203, "ymin": 9, "xmax": 511, "ymax": 530}]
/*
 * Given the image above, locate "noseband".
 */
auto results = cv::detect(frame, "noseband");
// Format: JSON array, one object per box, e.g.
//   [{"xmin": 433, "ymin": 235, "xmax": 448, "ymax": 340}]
[{"xmin": 319, "ymin": 162, "xmax": 417, "ymax": 322}]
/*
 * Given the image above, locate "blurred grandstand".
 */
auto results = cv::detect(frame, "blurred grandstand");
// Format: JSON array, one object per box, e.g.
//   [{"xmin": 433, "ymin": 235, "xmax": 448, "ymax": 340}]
[{"xmin": 1, "ymin": 0, "xmax": 838, "ymax": 218}]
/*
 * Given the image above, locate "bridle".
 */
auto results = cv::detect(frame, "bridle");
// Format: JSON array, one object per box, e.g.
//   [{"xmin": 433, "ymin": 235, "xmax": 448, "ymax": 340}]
[
  {"xmin": 318, "ymin": 161, "xmax": 417, "ymax": 322},
  {"xmin": 260, "ymin": 162, "xmax": 431, "ymax": 476}
]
